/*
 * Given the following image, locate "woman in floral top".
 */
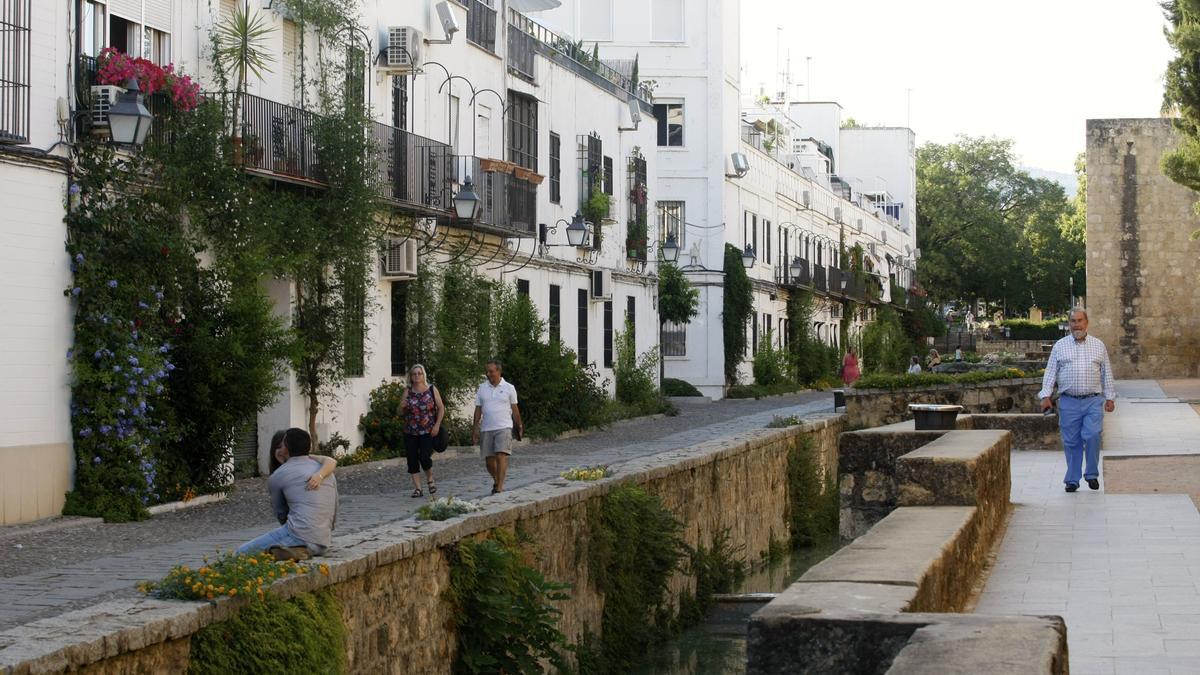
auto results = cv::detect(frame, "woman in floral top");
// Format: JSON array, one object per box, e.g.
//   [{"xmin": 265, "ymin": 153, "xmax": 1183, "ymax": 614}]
[{"xmin": 399, "ymin": 364, "xmax": 445, "ymax": 498}]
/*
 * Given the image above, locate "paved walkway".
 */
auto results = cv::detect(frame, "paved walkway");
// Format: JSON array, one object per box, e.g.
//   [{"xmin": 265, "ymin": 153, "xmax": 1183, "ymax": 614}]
[
  {"xmin": 0, "ymin": 392, "xmax": 834, "ymax": 631},
  {"xmin": 976, "ymin": 381, "xmax": 1200, "ymax": 675}
]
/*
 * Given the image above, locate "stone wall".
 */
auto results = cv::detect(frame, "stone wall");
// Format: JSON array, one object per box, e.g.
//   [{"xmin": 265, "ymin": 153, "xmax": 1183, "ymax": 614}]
[
  {"xmin": 844, "ymin": 377, "xmax": 1043, "ymax": 429},
  {"xmin": 1086, "ymin": 118, "xmax": 1200, "ymax": 378},
  {"xmin": 0, "ymin": 417, "xmax": 844, "ymax": 674}
]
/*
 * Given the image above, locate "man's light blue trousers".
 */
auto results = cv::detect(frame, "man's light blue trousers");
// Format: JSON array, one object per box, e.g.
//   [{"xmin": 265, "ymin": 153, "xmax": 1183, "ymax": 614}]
[{"xmin": 1058, "ymin": 394, "xmax": 1103, "ymax": 485}]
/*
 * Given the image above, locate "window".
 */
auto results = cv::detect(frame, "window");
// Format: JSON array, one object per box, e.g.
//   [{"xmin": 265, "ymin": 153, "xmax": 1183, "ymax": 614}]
[
  {"xmin": 344, "ymin": 279, "xmax": 365, "ymax": 377},
  {"xmin": 751, "ymin": 313, "xmax": 759, "ymax": 355},
  {"xmin": 448, "ymin": 94, "xmax": 461, "ymax": 155},
  {"xmin": 465, "ymin": 0, "xmax": 497, "ymax": 52},
  {"xmin": 626, "ymin": 296, "xmax": 636, "ymax": 343},
  {"xmin": 662, "ymin": 321, "xmax": 686, "ymax": 356},
  {"xmin": 603, "ymin": 156, "xmax": 613, "ymax": 195},
  {"xmin": 549, "ymin": 285, "xmax": 561, "ymax": 343},
  {"xmin": 390, "ymin": 282, "xmax": 408, "ymax": 377},
  {"xmin": 603, "ymin": 300, "xmax": 614, "ymax": 368},
  {"xmin": 580, "ymin": 0, "xmax": 612, "ymax": 41},
  {"xmin": 752, "ymin": 214, "xmax": 758, "ymax": 254},
  {"xmin": 654, "ymin": 102, "xmax": 683, "ymax": 146},
  {"xmin": 651, "ymin": 0, "xmax": 684, "ymax": 42},
  {"xmin": 549, "ymin": 133, "xmax": 561, "ymax": 203},
  {"xmin": 81, "ymin": 0, "xmax": 106, "ymax": 58},
  {"xmin": 577, "ymin": 289, "xmax": 589, "ymax": 365},
  {"xmin": 283, "ymin": 19, "xmax": 300, "ymax": 105},
  {"xmin": 0, "ymin": 0, "xmax": 31, "ymax": 144},
  {"xmin": 765, "ymin": 313, "xmax": 773, "ymax": 343},
  {"xmin": 142, "ymin": 27, "xmax": 171, "ymax": 65},
  {"xmin": 391, "ymin": 76, "xmax": 408, "ymax": 130},
  {"xmin": 765, "ymin": 220, "xmax": 772, "ymax": 265},
  {"xmin": 507, "ymin": 90, "xmax": 538, "ymax": 171},
  {"xmin": 658, "ymin": 201, "xmax": 683, "ymax": 246},
  {"xmin": 517, "ymin": 278, "xmax": 530, "ymax": 296}
]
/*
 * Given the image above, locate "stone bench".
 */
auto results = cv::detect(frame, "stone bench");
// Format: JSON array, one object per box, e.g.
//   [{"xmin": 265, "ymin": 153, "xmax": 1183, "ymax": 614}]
[{"xmin": 840, "ymin": 429, "xmax": 1012, "ymax": 540}]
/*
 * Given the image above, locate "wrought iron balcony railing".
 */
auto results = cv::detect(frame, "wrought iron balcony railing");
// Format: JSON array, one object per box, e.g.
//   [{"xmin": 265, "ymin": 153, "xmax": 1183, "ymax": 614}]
[{"xmin": 370, "ymin": 121, "xmax": 452, "ymax": 215}]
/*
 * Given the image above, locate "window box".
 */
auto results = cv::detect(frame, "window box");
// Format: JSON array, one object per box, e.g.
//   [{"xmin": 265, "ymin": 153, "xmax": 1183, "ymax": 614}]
[
  {"xmin": 513, "ymin": 166, "xmax": 543, "ymax": 184},
  {"xmin": 626, "ymin": 238, "xmax": 647, "ymax": 261},
  {"xmin": 479, "ymin": 157, "xmax": 515, "ymax": 174}
]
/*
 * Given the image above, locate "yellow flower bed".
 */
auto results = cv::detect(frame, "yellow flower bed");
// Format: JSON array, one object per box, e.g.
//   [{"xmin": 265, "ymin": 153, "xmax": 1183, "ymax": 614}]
[
  {"xmin": 560, "ymin": 465, "xmax": 611, "ymax": 481},
  {"xmin": 138, "ymin": 551, "xmax": 329, "ymax": 602}
]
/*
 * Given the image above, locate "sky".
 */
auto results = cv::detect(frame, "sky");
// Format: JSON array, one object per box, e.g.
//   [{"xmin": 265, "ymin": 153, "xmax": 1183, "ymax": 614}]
[{"xmin": 739, "ymin": 0, "xmax": 1175, "ymax": 174}]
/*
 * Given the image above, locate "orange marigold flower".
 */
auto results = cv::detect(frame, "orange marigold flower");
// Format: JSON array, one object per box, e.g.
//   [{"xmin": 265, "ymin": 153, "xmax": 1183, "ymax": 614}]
[
  {"xmin": 229, "ymin": 589, "xmax": 237, "ymax": 597},
  {"xmin": 319, "ymin": 564, "xmax": 330, "ymax": 576}
]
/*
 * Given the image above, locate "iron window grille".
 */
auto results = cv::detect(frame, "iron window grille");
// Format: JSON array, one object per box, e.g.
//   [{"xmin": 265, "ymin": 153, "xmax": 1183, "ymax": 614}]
[
  {"xmin": 0, "ymin": 0, "xmax": 32, "ymax": 144},
  {"xmin": 549, "ymin": 132, "xmax": 561, "ymax": 203}
]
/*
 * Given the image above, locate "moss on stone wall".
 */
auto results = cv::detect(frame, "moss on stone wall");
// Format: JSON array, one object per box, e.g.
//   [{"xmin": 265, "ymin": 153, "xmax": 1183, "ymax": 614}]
[{"xmin": 187, "ymin": 589, "xmax": 345, "ymax": 675}]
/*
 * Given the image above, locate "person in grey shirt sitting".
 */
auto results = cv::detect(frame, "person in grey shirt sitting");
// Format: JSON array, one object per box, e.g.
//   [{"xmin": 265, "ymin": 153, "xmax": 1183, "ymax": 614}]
[{"xmin": 237, "ymin": 427, "xmax": 338, "ymax": 560}]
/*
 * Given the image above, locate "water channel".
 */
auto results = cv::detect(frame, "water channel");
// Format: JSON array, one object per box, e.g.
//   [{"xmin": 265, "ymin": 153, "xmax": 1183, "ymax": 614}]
[{"xmin": 631, "ymin": 539, "xmax": 843, "ymax": 675}]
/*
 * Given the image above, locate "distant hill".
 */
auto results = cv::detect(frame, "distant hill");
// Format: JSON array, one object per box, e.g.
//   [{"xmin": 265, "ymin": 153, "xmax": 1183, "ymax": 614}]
[{"xmin": 1020, "ymin": 166, "xmax": 1078, "ymax": 199}]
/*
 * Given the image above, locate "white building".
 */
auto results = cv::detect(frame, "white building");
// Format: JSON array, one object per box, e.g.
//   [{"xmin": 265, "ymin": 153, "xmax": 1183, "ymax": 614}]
[
  {"xmin": 534, "ymin": 0, "xmax": 918, "ymax": 396},
  {"xmin": 0, "ymin": 0, "xmax": 660, "ymax": 524}
]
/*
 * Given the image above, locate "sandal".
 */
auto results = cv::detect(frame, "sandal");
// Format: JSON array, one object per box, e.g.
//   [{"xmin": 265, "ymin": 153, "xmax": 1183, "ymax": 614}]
[
  {"xmin": 411, "ymin": 488, "xmax": 423, "ymax": 498},
  {"xmin": 427, "ymin": 480, "xmax": 437, "ymax": 495}
]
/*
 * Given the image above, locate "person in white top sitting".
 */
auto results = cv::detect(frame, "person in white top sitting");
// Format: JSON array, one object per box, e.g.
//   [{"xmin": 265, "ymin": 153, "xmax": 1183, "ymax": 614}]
[
  {"xmin": 906, "ymin": 356, "xmax": 922, "ymax": 375},
  {"xmin": 471, "ymin": 360, "xmax": 524, "ymax": 495}
]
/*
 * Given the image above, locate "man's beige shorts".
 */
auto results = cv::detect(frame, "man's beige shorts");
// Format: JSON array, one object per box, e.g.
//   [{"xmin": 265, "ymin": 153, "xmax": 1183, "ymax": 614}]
[{"xmin": 480, "ymin": 428, "xmax": 513, "ymax": 457}]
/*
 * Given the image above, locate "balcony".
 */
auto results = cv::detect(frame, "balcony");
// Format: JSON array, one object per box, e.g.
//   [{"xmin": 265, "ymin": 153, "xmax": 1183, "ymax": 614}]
[
  {"xmin": 507, "ymin": 9, "xmax": 653, "ymax": 104},
  {"xmin": 507, "ymin": 22, "xmax": 537, "ymax": 81},
  {"xmin": 447, "ymin": 156, "xmax": 538, "ymax": 238},
  {"xmin": 235, "ymin": 92, "xmax": 321, "ymax": 185},
  {"xmin": 813, "ymin": 264, "xmax": 827, "ymax": 293},
  {"xmin": 370, "ymin": 122, "xmax": 453, "ymax": 216}
]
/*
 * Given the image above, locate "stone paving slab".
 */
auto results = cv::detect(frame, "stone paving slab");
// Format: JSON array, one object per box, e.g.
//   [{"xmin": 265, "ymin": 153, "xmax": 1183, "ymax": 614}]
[
  {"xmin": 975, "ymin": 380, "xmax": 1200, "ymax": 675},
  {"xmin": 0, "ymin": 394, "xmax": 835, "ymax": 631},
  {"xmin": 1103, "ymin": 380, "xmax": 1200, "ymax": 457}
]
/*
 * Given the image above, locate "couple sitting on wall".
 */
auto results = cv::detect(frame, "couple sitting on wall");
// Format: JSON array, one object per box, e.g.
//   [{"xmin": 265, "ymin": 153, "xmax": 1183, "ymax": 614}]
[{"xmin": 237, "ymin": 427, "xmax": 338, "ymax": 561}]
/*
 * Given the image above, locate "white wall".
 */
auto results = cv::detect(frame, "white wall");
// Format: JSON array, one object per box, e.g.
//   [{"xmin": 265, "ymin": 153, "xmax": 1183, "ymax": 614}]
[{"xmin": 839, "ymin": 126, "xmax": 918, "ymax": 242}]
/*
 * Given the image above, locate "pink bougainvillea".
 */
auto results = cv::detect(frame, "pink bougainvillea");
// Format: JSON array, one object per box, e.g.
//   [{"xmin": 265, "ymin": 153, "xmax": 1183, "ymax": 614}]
[{"xmin": 96, "ymin": 48, "xmax": 200, "ymax": 112}]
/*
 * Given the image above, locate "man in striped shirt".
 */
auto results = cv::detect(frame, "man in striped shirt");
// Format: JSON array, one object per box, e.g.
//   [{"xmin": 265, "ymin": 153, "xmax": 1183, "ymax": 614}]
[{"xmin": 1039, "ymin": 308, "xmax": 1117, "ymax": 492}]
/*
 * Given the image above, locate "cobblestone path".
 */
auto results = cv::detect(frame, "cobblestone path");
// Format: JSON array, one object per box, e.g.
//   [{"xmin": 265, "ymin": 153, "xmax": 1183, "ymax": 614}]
[{"xmin": 0, "ymin": 392, "xmax": 833, "ymax": 630}]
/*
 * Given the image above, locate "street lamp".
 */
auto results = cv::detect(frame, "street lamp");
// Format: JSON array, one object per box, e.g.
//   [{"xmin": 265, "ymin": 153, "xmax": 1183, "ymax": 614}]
[
  {"xmin": 107, "ymin": 77, "xmax": 153, "ymax": 147},
  {"xmin": 454, "ymin": 177, "xmax": 480, "ymax": 219},
  {"xmin": 789, "ymin": 255, "xmax": 804, "ymax": 279},
  {"xmin": 565, "ymin": 211, "xmax": 588, "ymax": 247},
  {"xmin": 741, "ymin": 244, "xmax": 756, "ymax": 269},
  {"xmin": 660, "ymin": 232, "xmax": 679, "ymax": 263}
]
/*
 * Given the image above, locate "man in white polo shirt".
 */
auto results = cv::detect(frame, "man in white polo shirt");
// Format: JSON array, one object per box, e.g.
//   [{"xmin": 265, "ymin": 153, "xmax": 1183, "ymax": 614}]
[{"xmin": 472, "ymin": 360, "xmax": 524, "ymax": 494}]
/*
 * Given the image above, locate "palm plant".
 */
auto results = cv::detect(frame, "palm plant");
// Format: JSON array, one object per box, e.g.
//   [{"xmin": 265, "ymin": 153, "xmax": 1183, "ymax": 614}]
[{"xmin": 214, "ymin": 1, "xmax": 276, "ymax": 138}]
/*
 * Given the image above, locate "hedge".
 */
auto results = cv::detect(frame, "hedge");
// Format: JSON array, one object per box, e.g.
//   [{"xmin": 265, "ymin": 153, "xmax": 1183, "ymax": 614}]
[
  {"xmin": 999, "ymin": 319, "xmax": 1063, "ymax": 340},
  {"xmin": 852, "ymin": 368, "xmax": 1041, "ymax": 391}
]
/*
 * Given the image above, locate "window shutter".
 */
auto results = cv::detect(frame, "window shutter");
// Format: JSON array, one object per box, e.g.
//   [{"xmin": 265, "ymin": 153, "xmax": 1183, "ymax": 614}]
[
  {"xmin": 143, "ymin": 0, "xmax": 173, "ymax": 31},
  {"xmin": 107, "ymin": 0, "xmax": 140, "ymax": 20}
]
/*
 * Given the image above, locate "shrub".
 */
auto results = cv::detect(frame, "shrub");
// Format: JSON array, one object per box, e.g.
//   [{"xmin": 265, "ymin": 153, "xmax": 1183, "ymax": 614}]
[
  {"xmin": 1000, "ymin": 318, "xmax": 1064, "ymax": 340},
  {"xmin": 678, "ymin": 530, "xmax": 747, "ymax": 626},
  {"xmin": 860, "ymin": 306, "xmax": 911, "ymax": 374},
  {"xmin": 561, "ymin": 465, "xmax": 612, "ymax": 481},
  {"xmin": 613, "ymin": 319, "xmax": 661, "ymax": 414},
  {"xmin": 138, "ymin": 551, "xmax": 320, "ymax": 602},
  {"xmin": 358, "ymin": 380, "xmax": 407, "ymax": 458},
  {"xmin": 582, "ymin": 486, "xmax": 685, "ymax": 673},
  {"xmin": 415, "ymin": 496, "xmax": 481, "ymax": 521},
  {"xmin": 446, "ymin": 531, "xmax": 571, "ymax": 674},
  {"xmin": 753, "ymin": 328, "xmax": 791, "ymax": 387},
  {"xmin": 722, "ymin": 244, "xmax": 754, "ymax": 384},
  {"xmin": 852, "ymin": 367, "xmax": 1036, "ymax": 390},
  {"xmin": 787, "ymin": 291, "xmax": 839, "ymax": 385},
  {"xmin": 767, "ymin": 414, "xmax": 803, "ymax": 428},
  {"xmin": 661, "ymin": 378, "xmax": 702, "ymax": 397},
  {"xmin": 492, "ymin": 290, "xmax": 611, "ymax": 438},
  {"xmin": 187, "ymin": 589, "xmax": 344, "ymax": 675},
  {"xmin": 787, "ymin": 435, "xmax": 838, "ymax": 547}
]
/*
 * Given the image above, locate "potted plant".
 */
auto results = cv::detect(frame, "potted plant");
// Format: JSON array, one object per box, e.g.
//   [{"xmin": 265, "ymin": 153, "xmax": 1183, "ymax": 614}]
[
  {"xmin": 213, "ymin": 3, "xmax": 275, "ymax": 142},
  {"xmin": 243, "ymin": 133, "xmax": 263, "ymax": 165},
  {"xmin": 581, "ymin": 175, "xmax": 610, "ymax": 250}
]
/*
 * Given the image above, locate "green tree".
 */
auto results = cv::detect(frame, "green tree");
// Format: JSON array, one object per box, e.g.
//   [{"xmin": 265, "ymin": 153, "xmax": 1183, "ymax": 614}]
[
  {"xmin": 722, "ymin": 244, "xmax": 754, "ymax": 385},
  {"xmin": 916, "ymin": 136, "xmax": 1078, "ymax": 311},
  {"xmin": 658, "ymin": 261, "xmax": 699, "ymax": 326},
  {"xmin": 1162, "ymin": 0, "xmax": 1200, "ymax": 238}
]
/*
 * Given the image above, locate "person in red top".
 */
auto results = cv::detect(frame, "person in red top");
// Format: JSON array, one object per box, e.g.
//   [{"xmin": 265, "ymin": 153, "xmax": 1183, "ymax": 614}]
[
  {"xmin": 400, "ymin": 364, "xmax": 445, "ymax": 498},
  {"xmin": 842, "ymin": 348, "xmax": 861, "ymax": 386}
]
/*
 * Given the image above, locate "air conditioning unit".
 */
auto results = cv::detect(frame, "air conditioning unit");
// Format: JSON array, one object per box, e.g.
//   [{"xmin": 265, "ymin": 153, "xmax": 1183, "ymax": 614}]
[
  {"xmin": 90, "ymin": 85, "xmax": 123, "ymax": 126},
  {"xmin": 590, "ymin": 269, "xmax": 613, "ymax": 300},
  {"xmin": 834, "ymin": 206, "xmax": 843, "ymax": 223},
  {"xmin": 881, "ymin": 230, "xmax": 888, "ymax": 245},
  {"xmin": 386, "ymin": 26, "xmax": 422, "ymax": 71},
  {"xmin": 802, "ymin": 190, "xmax": 811, "ymax": 207},
  {"xmin": 381, "ymin": 238, "xmax": 418, "ymax": 278},
  {"xmin": 856, "ymin": 218, "xmax": 863, "ymax": 233}
]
